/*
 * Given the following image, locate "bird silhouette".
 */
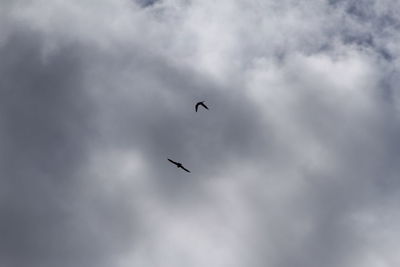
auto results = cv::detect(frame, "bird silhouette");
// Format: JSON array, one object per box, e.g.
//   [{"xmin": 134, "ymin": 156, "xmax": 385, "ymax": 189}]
[
  {"xmin": 168, "ymin": 158, "xmax": 191, "ymax": 173},
  {"xmin": 195, "ymin": 101, "xmax": 209, "ymax": 112}
]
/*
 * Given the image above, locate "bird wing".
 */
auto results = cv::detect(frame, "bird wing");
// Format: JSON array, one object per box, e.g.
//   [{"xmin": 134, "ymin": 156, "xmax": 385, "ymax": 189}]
[
  {"xmin": 180, "ymin": 166, "xmax": 191, "ymax": 173},
  {"xmin": 195, "ymin": 102, "xmax": 200, "ymax": 112},
  {"xmin": 200, "ymin": 102, "xmax": 209, "ymax": 110},
  {"xmin": 168, "ymin": 158, "xmax": 179, "ymax": 166}
]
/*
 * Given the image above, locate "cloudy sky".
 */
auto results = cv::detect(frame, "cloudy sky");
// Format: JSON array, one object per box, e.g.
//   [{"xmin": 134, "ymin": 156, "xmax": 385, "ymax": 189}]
[{"xmin": 1, "ymin": 0, "xmax": 400, "ymax": 266}]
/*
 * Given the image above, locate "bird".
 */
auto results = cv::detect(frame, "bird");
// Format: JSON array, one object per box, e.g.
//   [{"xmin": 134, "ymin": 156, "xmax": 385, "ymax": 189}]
[
  {"xmin": 195, "ymin": 101, "xmax": 209, "ymax": 112},
  {"xmin": 168, "ymin": 158, "xmax": 191, "ymax": 173}
]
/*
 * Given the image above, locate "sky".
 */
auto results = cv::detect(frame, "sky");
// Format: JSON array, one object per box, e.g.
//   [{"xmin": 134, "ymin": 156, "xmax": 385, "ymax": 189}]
[{"xmin": 1, "ymin": 0, "xmax": 400, "ymax": 266}]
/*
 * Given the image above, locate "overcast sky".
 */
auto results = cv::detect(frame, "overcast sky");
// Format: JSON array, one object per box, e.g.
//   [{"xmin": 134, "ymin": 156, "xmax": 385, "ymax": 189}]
[{"xmin": 1, "ymin": 0, "xmax": 400, "ymax": 266}]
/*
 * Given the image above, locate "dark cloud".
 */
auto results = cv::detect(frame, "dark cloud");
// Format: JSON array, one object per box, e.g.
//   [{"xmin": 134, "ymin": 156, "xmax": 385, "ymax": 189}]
[
  {"xmin": 1, "ymin": 1, "xmax": 400, "ymax": 267},
  {"xmin": 328, "ymin": 0, "xmax": 400, "ymax": 61},
  {"xmin": 135, "ymin": 0, "xmax": 160, "ymax": 8},
  {"xmin": 0, "ymin": 29, "xmax": 141, "ymax": 267},
  {"xmin": 87, "ymin": 48, "xmax": 274, "ymax": 205}
]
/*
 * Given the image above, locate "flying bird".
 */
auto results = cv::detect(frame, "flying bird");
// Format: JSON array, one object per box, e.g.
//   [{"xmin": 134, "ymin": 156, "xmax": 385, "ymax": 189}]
[
  {"xmin": 168, "ymin": 158, "xmax": 191, "ymax": 173},
  {"xmin": 195, "ymin": 101, "xmax": 209, "ymax": 112}
]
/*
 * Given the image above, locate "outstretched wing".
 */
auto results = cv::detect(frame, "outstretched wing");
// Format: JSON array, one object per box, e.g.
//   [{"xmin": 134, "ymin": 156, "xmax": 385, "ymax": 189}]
[
  {"xmin": 168, "ymin": 158, "xmax": 178, "ymax": 166},
  {"xmin": 180, "ymin": 166, "xmax": 191, "ymax": 173},
  {"xmin": 200, "ymin": 102, "xmax": 209, "ymax": 110},
  {"xmin": 195, "ymin": 102, "xmax": 200, "ymax": 112}
]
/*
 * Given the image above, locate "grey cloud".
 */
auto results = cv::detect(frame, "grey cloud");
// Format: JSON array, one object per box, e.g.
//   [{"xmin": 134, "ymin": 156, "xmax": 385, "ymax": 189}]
[
  {"xmin": 328, "ymin": 0, "xmax": 400, "ymax": 61},
  {"xmin": 89, "ymin": 51, "xmax": 273, "ymax": 203},
  {"xmin": 135, "ymin": 0, "xmax": 160, "ymax": 8},
  {"xmin": 0, "ymin": 29, "xmax": 141, "ymax": 267},
  {"xmin": 2, "ymin": 1, "xmax": 400, "ymax": 267}
]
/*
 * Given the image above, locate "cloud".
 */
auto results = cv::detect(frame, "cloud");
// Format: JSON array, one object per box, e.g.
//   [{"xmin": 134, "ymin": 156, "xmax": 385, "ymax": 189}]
[{"xmin": 1, "ymin": 0, "xmax": 400, "ymax": 267}]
